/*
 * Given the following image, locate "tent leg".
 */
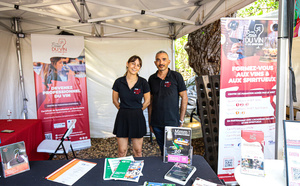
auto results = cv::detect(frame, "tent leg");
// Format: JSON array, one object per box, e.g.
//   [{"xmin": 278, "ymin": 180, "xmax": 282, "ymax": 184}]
[
  {"xmin": 275, "ymin": 0, "xmax": 289, "ymax": 160},
  {"xmin": 13, "ymin": 18, "xmax": 28, "ymax": 119}
]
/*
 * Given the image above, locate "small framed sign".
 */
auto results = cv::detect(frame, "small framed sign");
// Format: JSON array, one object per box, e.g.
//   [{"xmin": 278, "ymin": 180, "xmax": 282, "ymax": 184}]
[
  {"xmin": 0, "ymin": 141, "xmax": 30, "ymax": 178},
  {"xmin": 283, "ymin": 120, "xmax": 300, "ymax": 186}
]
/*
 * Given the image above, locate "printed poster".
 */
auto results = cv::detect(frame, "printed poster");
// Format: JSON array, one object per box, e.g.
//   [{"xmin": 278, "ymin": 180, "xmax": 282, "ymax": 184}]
[
  {"xmin": 283, "ymin": 120, "xmax": 300, "ymax": 186},
  {"xmin": 31, "ymin": 34, "xmax": 90, "ymax": 150},
  {"xmin": 284, "ymin": 121, "xmax": 300, "ymax": 186},
  {"xmin": 164, "ymin": 126, "xmax": 192, "ymax": 164},
  {"xmin": 0, "ymin": 141, "xmax": 30, "ymax": 178},
  {"xmin": 218, "ymin": 18, "xmax": 277, "ymax": 183},
  {"xmin": 294, "ymin": 0, "xmax": 300, "ymax": 37}
]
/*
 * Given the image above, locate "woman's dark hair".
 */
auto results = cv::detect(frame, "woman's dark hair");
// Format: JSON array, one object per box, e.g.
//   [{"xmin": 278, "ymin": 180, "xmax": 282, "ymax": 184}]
[
  {"xmin": 42, "ymin": 57, "xmax": 63, "ymax": 87},
  {"xmin": 127, "ymin": 55, "xmax": 142, "ymax": 67},
  {"xmin": 50, "ymin": 57, "xmax": 63, "ymax": 70},
  {"xmin": 125, "ymin": 55, "xmax": 142, "ymax": 76}
]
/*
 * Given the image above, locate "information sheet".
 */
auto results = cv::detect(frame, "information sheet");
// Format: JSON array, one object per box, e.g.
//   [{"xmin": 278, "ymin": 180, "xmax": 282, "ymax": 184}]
[{"xmin": 46, "ymin": 159, "xmax": 96, "ymax": 185}]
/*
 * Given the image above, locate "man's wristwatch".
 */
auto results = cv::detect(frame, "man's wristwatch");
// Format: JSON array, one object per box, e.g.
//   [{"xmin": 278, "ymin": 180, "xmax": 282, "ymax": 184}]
[{"xmin": 179, "ymin": 120, "xmax": 184, "ymax": 125}]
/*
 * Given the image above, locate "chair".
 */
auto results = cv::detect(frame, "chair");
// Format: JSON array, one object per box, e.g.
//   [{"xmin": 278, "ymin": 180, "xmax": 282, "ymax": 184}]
[{"xmin": 37, "ymin": 120, "xmax": 76, "ymax": 160}]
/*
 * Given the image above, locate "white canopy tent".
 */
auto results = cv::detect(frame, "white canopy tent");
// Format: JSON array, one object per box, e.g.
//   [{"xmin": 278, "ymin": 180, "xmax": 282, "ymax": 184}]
[
  {"xmin": 0, "ymin": 0, "xmax": 259, "ymax": 138},
  {"xmin": 0, "ymin": 0, "xmax": 255, "ymax": 39}
]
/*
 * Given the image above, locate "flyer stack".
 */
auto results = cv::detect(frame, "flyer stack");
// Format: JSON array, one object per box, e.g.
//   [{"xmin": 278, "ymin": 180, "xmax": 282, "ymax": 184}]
[{"xmin": 103, "ymin": 156, "xmax": 144, "ymax": 182}]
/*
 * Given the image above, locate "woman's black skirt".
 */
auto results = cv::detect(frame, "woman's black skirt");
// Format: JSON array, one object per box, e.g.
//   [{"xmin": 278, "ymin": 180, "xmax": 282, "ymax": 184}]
[{"xmin": 113, "ymin": 108, "xmax": 146, "ymax": 138}]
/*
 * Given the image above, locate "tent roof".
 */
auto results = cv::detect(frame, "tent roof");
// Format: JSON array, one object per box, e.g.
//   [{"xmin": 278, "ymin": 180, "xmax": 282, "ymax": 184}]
[{"xmin": 0, "ymin": 0, "xmax": 255, "ymax": 39}]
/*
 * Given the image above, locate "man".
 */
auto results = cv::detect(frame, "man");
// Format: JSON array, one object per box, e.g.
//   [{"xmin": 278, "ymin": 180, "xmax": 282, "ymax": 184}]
[{"xmin": 148, "ymin": 50, "xmax": 188, "ymax": 155}]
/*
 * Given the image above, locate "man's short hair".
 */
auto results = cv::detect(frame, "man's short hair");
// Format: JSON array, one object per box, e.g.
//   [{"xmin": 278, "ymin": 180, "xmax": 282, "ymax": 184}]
[{"xmin": 156, "ymin": 50, "xmax": 169, "ymax": 57}]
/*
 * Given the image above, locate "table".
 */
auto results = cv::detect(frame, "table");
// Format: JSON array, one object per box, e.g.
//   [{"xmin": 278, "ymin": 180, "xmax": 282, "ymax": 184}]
[
  {"xmin": 0, "ymin": 119, "xmax": 48, "ymax": 161},
  {"xmin": 0, "ymin": 155, "xmax": 223, "ymax": 185},
  {"xmin": 234, "ymin": 159, "xmax": 286, "ymax": 186}
]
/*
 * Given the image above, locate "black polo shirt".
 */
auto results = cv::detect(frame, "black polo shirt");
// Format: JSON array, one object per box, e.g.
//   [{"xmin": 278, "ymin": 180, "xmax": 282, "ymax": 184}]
[
  {"xmin": 112, "ymin": 76, "xmax": 150, "ymax": 109},
  {"xmin": 148, "ymin": 69, "xmax": 186, "ymax": 127}
]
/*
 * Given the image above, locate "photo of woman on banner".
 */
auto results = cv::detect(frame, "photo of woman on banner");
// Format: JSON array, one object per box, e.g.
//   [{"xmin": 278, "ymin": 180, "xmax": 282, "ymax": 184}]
[
  {"xmin": 43, "ymin": 57, "xmax": 75, "ymax": 89},
  {"xmin": 33, "ymin": 56, "xmax": 86, "ymax": 111}
]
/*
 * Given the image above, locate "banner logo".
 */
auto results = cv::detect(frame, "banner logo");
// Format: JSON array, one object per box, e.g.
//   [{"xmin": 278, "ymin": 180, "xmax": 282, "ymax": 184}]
[
  {"xmin": 52, "ymin": 38, "xmax": 67, "ymax": 54},
  {"xmin": 245, "ymin": 24, "xmax": 264, "ymax": 46}
]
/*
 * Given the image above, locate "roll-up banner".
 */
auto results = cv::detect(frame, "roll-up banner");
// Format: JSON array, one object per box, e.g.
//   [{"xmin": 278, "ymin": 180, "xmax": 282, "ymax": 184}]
[
  {"xmin": 294, "ymin": 0, "xmax": 300, "ymax": 37},
  {"xmin": 31, "ymin": 34, "xmax": 91, "ymax": 150},
  {"xmin": 218, "ymin": 18, "xmax": 277, "ymax": 183}
]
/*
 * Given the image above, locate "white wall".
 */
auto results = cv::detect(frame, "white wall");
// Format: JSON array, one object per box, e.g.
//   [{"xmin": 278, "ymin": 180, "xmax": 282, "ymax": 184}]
[{"xmin": 85, "ymin": 38, "xmax": 172, "ymax": 138}]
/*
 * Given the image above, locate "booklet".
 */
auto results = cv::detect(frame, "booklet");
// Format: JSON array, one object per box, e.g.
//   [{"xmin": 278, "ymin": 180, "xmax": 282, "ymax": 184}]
[
  {"xmin": 110, "ymin": 160, "xmax": 132, "ymax": 179},
  {"xmin": 164, "ymin": 163, "xmax": 196, "ymax": 185},
  {"xmin": 143, "ymin": 181, "xmax": 175, "ymax": 186},
  {"xmin": 0, "ymin": 141, "xmax": 30, "ymax": 178},
  {"xmin": 240, "ymin": 130, "xmax": 265, "ymax": 177},
  {"xmin": 46, "ymin": 159, "xmax": 97, "ymax": 185},
  {"xmin": 103, "ymin": 158, "xmax": 114, "ymax": 180},
  {"xmin": 107, "ymin": 156, "xmax": 134, "ymax": 174},
  {"xmin": 192, "ymin": 177, "xmax": 224, "ymax": 186},
  {"xmin": 164, "ymin": 126, "xmax": 192, "ymax": 164},
  {"xmin": 122, "ymin": 160, "xmax": 144, "ymax": 182}
]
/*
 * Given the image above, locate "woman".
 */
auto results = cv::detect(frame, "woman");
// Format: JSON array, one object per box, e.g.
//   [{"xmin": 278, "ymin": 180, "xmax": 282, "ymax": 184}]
[
  {"xmin": 43, "ymin": 57, "xmax": 74, "ymax": 88},
  {"xmin": 112, "ymin": 55, "xmax": 150, "ymax": 157}
]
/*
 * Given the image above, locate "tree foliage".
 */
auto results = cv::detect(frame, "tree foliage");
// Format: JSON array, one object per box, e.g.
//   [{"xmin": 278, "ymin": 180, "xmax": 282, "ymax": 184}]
[
  {"xmin": 175, "ymin": 35, "xmax": 195, "ymax": 81},
  {"xmin": 236, "ymin": 0, "xmax": 279, "ymax": 18}
]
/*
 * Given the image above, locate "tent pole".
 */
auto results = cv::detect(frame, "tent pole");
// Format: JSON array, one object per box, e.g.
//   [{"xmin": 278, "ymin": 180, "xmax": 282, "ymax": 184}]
[
  {"xmin": 171, "ymin": 39, "xmax": 175, "ymax": 70},
  {"xmin": 13, "ymin": 18, "xmax": 28, "ymax": 119},
  {"xmin": 275, "ymin": 0, "xmax": 288, "ymax": 160},
  {"xmin": 287, "ymin": 0, "xmax": 296, "ymax": 120}
]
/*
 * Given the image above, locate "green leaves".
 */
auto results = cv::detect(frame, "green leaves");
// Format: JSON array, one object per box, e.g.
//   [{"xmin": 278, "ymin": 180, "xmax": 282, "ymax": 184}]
[
  {"xmin": 236, "ymin": 0, "xmax": 279, "ymax": 18},
  {"xmin": 175, "ymin": 35, "xmax": 195, "ymax": 80}
]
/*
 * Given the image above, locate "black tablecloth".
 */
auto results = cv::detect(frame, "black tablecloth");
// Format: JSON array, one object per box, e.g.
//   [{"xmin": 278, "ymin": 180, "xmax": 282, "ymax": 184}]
[{"xmin": 0, "ymin": 155, "xmax": 222, "ymax": 185}]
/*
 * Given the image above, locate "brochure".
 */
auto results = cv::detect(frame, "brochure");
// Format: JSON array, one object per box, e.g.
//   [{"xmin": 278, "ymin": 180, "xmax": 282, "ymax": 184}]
[
  {"xmin": 143, "ymin": 181, "xmax": 176, "ymax": 186},
  {"xmin": 164, "ymin": 126, "xmax": 192, "ymax": 164},
  {"xmin": 107, "ymin": 156, "xmax": 134, "ymax": 174},
  {"xmin": 121, "ymin": 160, "xmax": 144, "ymax": 182},
  {"xmin": 46, "ymin": 159, "xmax": 97, "ymax": 185},
  {"xmin": 110, "ymin": 160, "xmax": 132, "ymax": 179},
  {"xmin": 240, "ymin": 130, "xmax": 265, "ymax": 177},
  {"xmin": 112, "ymin": 160, "xmax": 144, "ymax": 182},
  {"xmin": 103, "ymin": 158, "xmax": 114, "ymax": 180},
  {"xmin": 164, "ymin": 162, "xmax": 196, "ymax": 185},
  {"xmin": 192, "ymin": 177, "xmax": 224, "ymax": 186},
  {"xmin": 0, "ymin": 141, "xmax": 30, "ymax": 178}
]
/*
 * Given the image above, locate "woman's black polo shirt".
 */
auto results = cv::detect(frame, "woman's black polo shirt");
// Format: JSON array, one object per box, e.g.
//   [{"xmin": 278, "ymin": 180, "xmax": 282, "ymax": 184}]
[
  {"xmin": 148, "ymin": 69, "xmax": 186, "ymax": 127},
  {"xmin": 112, "ymin": 76, "xmax": 150, "ymax": 109}
]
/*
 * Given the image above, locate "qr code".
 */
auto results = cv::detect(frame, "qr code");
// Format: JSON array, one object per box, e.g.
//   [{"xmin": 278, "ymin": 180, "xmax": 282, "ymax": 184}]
[
  {"xmin": 224, "ymin": 159, "xmax": 233, "ymax": 168},
  {"xmin": 292, "ymin": 167, "xmax": 300, "ymax": 180},
  {"xmin": 45, "ymin": 133, "xmax": 52, "ymax": 140}
]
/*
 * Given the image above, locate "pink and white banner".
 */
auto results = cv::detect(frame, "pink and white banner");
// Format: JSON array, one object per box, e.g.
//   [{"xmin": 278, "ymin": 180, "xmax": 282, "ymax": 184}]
[
  {"xmin": 217, "ymin": 18, "xmax": 277, "ymax": 183},
  {"xmin": 294, "ymin": 0, "xmax": 300, "ymax": 37},
  {"xmin": 31, "ymin": 34, "xmax": 90, "ymax": 150}
]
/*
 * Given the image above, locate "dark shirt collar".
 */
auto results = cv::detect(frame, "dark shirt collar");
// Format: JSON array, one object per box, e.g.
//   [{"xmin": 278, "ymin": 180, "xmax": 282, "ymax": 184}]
[
  {"xmin": 120, "ymin": 75, "xmax": 140, "ymax": 84},
  {"xmin": 154, "ymin": 68, "xmax": 171, "ymax": 79}
]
